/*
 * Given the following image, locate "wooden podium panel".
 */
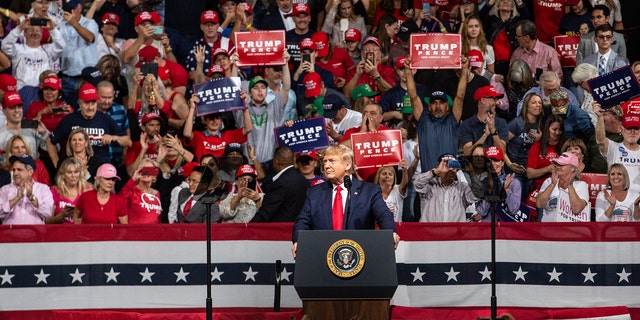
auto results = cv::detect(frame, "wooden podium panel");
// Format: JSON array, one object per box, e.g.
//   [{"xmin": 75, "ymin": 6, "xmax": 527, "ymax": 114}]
[{"xmin": 303, "ymin": 299, "xmax": 390, "ymax": 320}]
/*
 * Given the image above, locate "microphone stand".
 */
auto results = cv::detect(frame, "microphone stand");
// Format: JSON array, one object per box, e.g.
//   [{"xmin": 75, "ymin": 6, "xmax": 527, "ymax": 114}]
[
  {"xmin": 485, "ymin": 170, "xmax": 505, "ymax": 320},
  {"xmin": 342, "ymin": 176, "xmax": 352, "ymax": 230}
]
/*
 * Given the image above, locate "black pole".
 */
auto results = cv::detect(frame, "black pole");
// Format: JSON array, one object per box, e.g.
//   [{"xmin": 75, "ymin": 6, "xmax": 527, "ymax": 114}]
[
  {"xmin": 491, "ymin": 200, "xmax": 497, "ymax": 320},
  {"xmin": 274, "ymin": 260, "xmax": 282, "ymax": 312},
  {"xmin": 205, "ymin": 202, "xmax": 213, "ymax": 320},
  {"xmin": 342, "ymin": 176, "xmax": 352, "ymax": 230}
]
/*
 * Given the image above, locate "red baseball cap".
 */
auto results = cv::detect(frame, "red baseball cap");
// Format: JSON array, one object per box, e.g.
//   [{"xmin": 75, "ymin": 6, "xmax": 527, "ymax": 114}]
[
  {"xmin": 210, "ymin": 65, "xmax": 225, "ymax": 76},
  {"xmin": 42, "ymin": 75, "xmax": 62, "ymax": 90},
  {"xmin": 3, "ymin": 91, "xmax": 22, "ymax": 108},
  {"xmin": 287, "ymin": 3, "xmax": 310, "ymax": 17},
  {"xmin": 344, "ymin": 28, "xmax": 362, "ymax": 42},
  {"xmin": 484, "ymin": 146, "xmax": 504, "ymax": 161},
  {"xmin": 78, "ymin": 83, "xmax": 99, "ymax": 102},
  {"xmin": 0, "ymin": 74, "xmax": 17, "ymax": 92},
  {"xmin": 136, "ymin": 45, "xmax": 160, "ymax": 67},
  {"xmin": 200, "ymin": 10, "xmax": 219, "ymax": 24},
  {"xmin": 623, "ymin": 114, "xmax": 640, "ymax": 129},
  {"xmin": 141, "ymin": 112, "xmax": 162, "ymax": 125},
  {"xmin": 181, "ymin": 162, "xmax": 199, "ymax": 178},
  {"xmin": 473, "ymin": 85, "xmax": 504, "ymax": 101},
  {"xmin": 134, "ymin": 11, "xmax": 154, "ymax": 25},
  {"xmin": 243, "ymin": 2, "xmax": 253, "ymax": 15},
  {"xmin": 299, "ymin": 38, "xmax": 315, "ymax": 51},
  {"xmin": 102, "ymin": 12, "xmax": 120, "ymax": 25},
  {"xmin": 311, "ymin": 31, "xmax": 330, "ymax": 58},
  {"xmin": 296, "ymin": 151, "xmax": 318, "ymax": 161},
  {"xmin": 236, "ymin": 164, "xmax": 257, "ymax": 178},
  {"xmin": 467, "ymin": 49, "xmax": 484, "ymax": 68},
  {"xmin": 213, "ymin": 48, "xmax": 229, "ymax": 59},
  {"xmin": 362, "ymin": 35, "xmax": 380, "ymax": 47},
  {"xmin": 396, "ymin": 56, "xmax": 408, "ymax": 69},
  {"xmin": 303, "ymin": 72, "xmax": 323, "ymax": 98}
]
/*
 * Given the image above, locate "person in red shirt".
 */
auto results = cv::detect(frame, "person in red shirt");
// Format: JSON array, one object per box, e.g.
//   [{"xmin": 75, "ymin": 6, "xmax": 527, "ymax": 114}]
[
  {"xmin": 125, "ymin": 112, "xmax": 164, "ymax": 177},
  {"xmin": 75, "ymin": 163, "xmax": 128, "ymax": 224},
  {"xmin": 182, "ymin": 94, "xmax": 252, "ymax": 160},
  {"xmin": 26, "ymin": 75, "xmax": 74, "ymax": 132},
  {"xmin": 119, "ymin": 159, "xmax": 162, "ymax": 224},
  {"xmin": 344, "ymin": 36, "xmax": 396, "ymax": 99},
  {"xmin": 312, "ymin": 31, "xmax": 355, "ymax": 92}
]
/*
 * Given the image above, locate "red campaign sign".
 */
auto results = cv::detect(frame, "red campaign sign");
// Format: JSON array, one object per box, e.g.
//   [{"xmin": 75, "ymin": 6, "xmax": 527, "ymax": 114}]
[
  {"xmin": 580, "ymin": 173, "xmax": 608, "ymax": 210},
  {"xmin": 554, "ymin": 35, "xmax": 580, "ymax": 68},
  {"xmin": 409, "ymin": 33, "xmax": 461, "ymax": 69},
  {"xmin": 234, "ymin": 30, "xmax": 286, "ymax": 67},
  {"xmin": 351, "ymin": 130, "xmax": 403, "ymax": 169}
]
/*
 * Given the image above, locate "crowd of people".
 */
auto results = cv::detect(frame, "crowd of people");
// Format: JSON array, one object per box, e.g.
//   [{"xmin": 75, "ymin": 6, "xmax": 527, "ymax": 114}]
[{"xmin": 0, "ymin": 0, "xmax": 638, "ymax": 226}]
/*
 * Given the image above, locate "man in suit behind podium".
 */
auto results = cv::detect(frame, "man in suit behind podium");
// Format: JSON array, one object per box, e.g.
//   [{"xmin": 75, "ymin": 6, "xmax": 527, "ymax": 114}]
[{"xmin": 292, "ymin": 145, "xmax": 399, "ymax": 257}]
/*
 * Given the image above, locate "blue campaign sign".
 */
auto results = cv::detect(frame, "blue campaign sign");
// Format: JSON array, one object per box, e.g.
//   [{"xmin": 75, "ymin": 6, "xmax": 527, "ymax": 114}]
[
  {"xmin": 587, "ymin": 66, "xmax": 640, "ymax": 108},
  {"xmin": 193, "ymin": 77, "xmax": 245, "ymax": 116},
  {"xmin": 275, "ymin": 117, "xmax": 330, "ymax": 153}
]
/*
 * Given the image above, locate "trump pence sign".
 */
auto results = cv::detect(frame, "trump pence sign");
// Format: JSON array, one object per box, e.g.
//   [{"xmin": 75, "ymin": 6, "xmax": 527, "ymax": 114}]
[
  {"xmin": 235, "ymin": 30, "xmax": 286, "ymax": 67},
  {"xmin": 409, "ymin": 33, "xmax": 461, "ymax": 69},
  {"xmin": 351, "ymin": 130, "xmax": 403, "ymax": 168}
]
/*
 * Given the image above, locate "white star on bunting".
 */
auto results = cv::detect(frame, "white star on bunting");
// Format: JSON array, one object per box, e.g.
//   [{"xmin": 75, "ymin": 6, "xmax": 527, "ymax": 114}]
[
  {"xmin": 513, "ymin": 266, "xmax": 528, "ymax": 282},
  {"xmin": 174, "ymin": 267, "xmax": 190, "ymax": 283},
  {"xmin": 35, "ymin": 269, "xmax": 50, "ymax": 285},
  {"xmin": 581, "ymin": 268, "xmax": 597, "ymax": 283},
  {"xmin": 445, "ymin": 266, "xmax": 460, "ymax": 282},
  {"xmin": 243, "ymin": 266, "xmax": 258, "ymax": 282},
  {"xmin": 69, "ymin": 268, "xmax": 85, "ymax": 284},
  {"xmin": 105, "ymin": 267, "xmax": 120, "ymax": 283},
  {"xmin": 0, "ymin": 269, "xmax": 15, "ymax": 285},
  {"xmin": 617, "ymin": 268, "xmax": 631, "ymax": 283},
  {"xmin": 211, "ymin": 267, "xmax": 224, "ymax": 282},
  {"xmin": 547, "ymin": 267, "xmax": 562, "ymax": 283},
  {"xmin": 139, "ymin": 267, "xmax": 155, "ymax": 283},
  {"xmin": 411, "ymin": 267, "xmax": 426, "ymax": 283},
  {"xmin": 479, "ymin": 266, "xmax": 492, "ymax": 282}
]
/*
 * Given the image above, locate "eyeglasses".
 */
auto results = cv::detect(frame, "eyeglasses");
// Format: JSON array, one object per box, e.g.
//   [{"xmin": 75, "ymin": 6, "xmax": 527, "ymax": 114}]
[
  {"xmin": 596, "ymin": 35, "xmax": 613, "ymax": 41},
  {"xmin": 202, "ymin": 22, "xmax": 218, "ymax": 28}
]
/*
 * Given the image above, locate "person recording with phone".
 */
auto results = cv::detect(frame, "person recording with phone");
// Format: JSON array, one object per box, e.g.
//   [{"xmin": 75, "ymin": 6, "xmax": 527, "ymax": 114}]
[
  {"xmin": 414, "ymin": 153, "xmax": 478, "ymax": 222},
  {"xmin": 1, "ymin": 16, "xmax": 64, "ymax": 109},
  {"xmin": 0, "ymin": 91, "xmax": 53, "ymax": 167},
  {"xmin": 459, "ymin": 85, "xmax": 508, "ymax": 157},
  {"xmin": 58, "ymin": 0, "xmax": 100, "ymax": 109},
  {"xmin": 119, "ymin": 158, "xmax": 163, "ymax": 224},
  {"xmin": 219, "ymin": 164, "xmax": 263, "ymax": 223},
  {"xmin": 343, "ymin": 35, "xmax": 396, "ymax": 99},
  {"xmin": 26, "ymin": 74, "xmax": 74, "ymax": 132}
]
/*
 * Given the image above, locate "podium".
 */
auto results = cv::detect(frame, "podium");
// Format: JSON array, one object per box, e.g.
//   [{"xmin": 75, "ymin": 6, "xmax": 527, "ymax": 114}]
[{"xmin": 294, "ymin": 230, "xmax": 398, "ymax": 320}]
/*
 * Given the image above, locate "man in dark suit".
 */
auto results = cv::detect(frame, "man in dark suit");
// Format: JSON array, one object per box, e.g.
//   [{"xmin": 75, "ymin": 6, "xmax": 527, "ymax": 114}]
[
  {"xmin": 292, "ymin": 145, "xmax": 399, "ymax": 257},
  {"xmin": 250, "ymin": 146, "xmax": 309, "ymax": 222},
  {"xmin": 176, "ymin": 166, "xmax": 220, "ymax": 223},
  {"xmin": 582, "ymin": 24, "xmax": 629, "ymax": 75},
  {"xmin": 576, "ymin": 5, "xmax": 626, "ymax": 65},
  {"xmin": 257, "ymin": 0, "xmax": 294, "ymax": 32}
]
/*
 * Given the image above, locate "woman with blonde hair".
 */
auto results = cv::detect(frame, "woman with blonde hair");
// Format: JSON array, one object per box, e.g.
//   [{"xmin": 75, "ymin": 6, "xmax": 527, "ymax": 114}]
[
  {"xmin": 596, "ymin": 163, "xmax": 640, "ymax": 222},
  {"xmin": 4, "ymin": 135, "xmax": 50, "ymax": 184},
  {"xmin": 75, "ymin": 163, "xmax": 128, "ymax": 224},
  {"xmin": 64, "ymin": 128, "xmax": 103, "ymax": 182},
  {"xmin": 46, "ymin": 157, "xmax": 93, "ymax": 224},
  {"xmin": 374, "ymin": 159, "xmax": 413, "ymax": 222}
]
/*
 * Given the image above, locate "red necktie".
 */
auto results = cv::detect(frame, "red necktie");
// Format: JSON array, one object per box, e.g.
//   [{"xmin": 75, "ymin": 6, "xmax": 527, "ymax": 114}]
[
  {"xmin": 332, "ymin": 186, "xmax": 343, "ymax": 230},
  {"xmin": 183, "ymin": 197, "xmax": 194, "ymax": 217}
]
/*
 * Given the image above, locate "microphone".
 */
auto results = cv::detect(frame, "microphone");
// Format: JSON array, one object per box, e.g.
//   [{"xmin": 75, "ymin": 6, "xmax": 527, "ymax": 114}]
[{"xmin": 342, "ymin": 176, "xmax": 352, "ymax": 230}]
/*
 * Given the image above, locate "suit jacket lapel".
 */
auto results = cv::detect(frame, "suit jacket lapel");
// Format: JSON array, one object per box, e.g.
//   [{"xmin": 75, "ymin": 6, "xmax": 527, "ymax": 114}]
[{"xmin": 322, "ymin": 182, "xmax": 334, "ymax": 229}]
